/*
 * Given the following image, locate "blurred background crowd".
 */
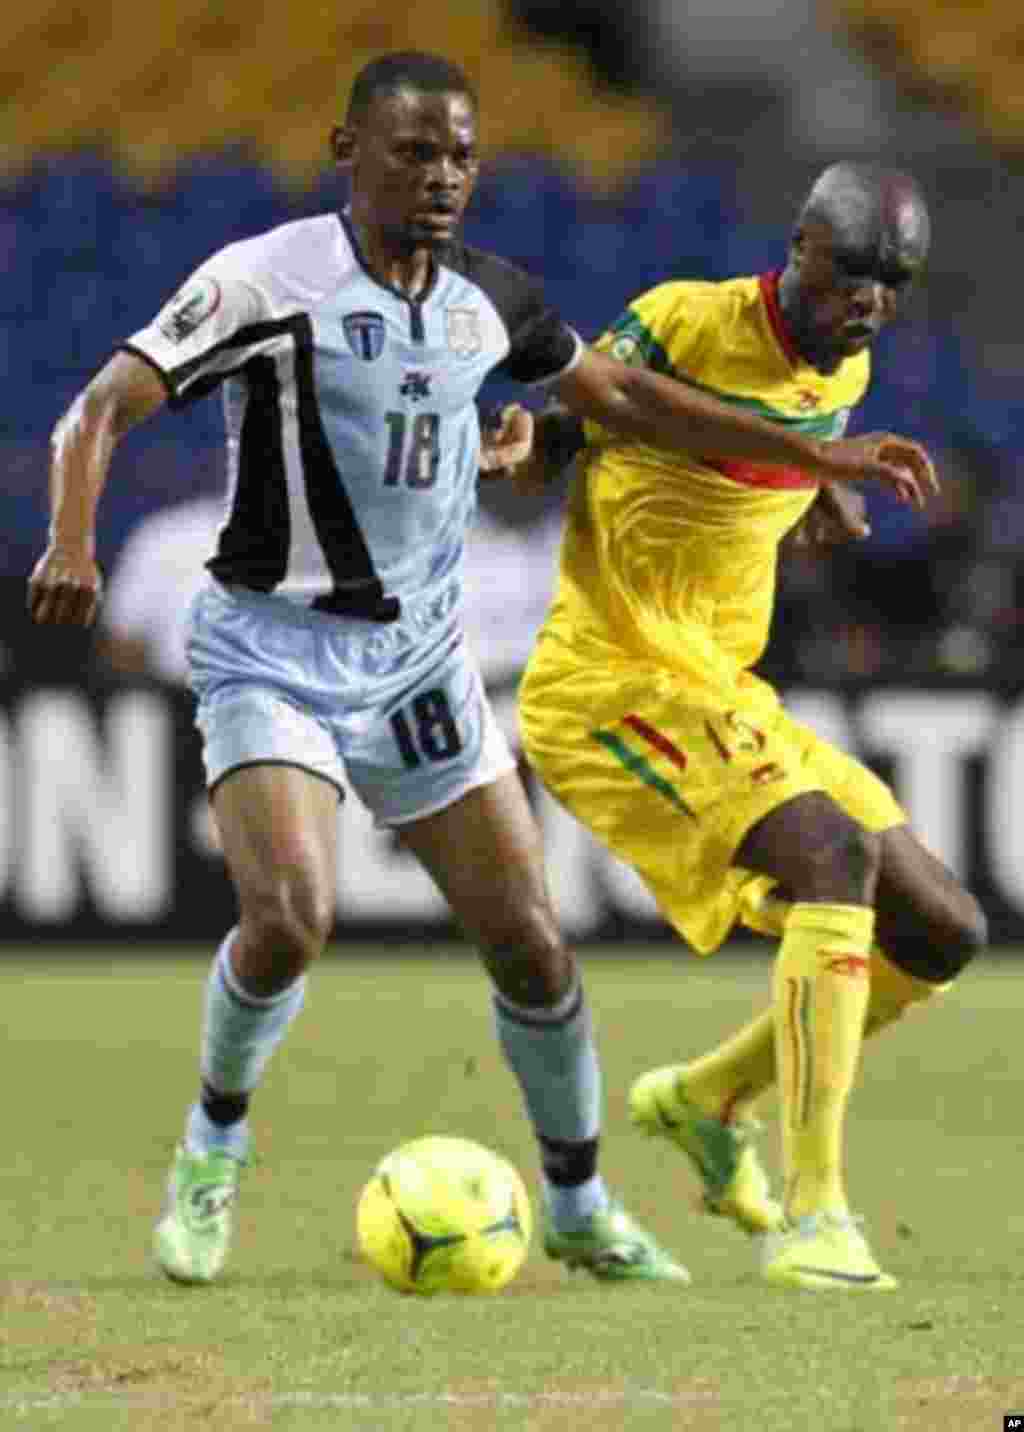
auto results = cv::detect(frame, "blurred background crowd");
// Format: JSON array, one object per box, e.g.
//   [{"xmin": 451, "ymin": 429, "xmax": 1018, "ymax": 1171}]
[{"xmin": 2, "ymin": 0, "xmax": 1022, "ymax": 689}]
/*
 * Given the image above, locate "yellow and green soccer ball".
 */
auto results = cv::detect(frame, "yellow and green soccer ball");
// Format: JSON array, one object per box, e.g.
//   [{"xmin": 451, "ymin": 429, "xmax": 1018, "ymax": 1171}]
[{"xmin": 356, "ymin": 1136, "xmax": 532, "ymax": 1295}]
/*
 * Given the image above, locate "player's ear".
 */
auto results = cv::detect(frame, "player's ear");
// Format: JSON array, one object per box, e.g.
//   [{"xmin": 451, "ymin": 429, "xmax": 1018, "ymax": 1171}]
[
  {"xmin": 789, "ymin": 226, "xmax": 806, "ymax": 269},
  {"xmin": 331, "ymin": 125, "xmax": 357, "ymax": 169}
]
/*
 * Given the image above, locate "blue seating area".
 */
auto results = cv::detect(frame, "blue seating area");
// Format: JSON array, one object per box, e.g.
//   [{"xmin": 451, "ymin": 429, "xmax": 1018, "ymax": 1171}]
[{"xmin": 2, "ymin": 151, "xmax": 1014, "ymax": 574}]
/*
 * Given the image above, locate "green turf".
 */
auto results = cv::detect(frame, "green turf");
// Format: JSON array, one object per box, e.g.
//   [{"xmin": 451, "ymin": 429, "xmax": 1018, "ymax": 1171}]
[{"xmin": 1, "ymin": 948, "xmax": 1023, "ymax": 1430}]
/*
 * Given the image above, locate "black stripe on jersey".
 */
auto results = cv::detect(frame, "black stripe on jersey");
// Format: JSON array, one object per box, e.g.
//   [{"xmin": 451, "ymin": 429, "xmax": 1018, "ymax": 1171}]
[
  {"xmin": 160, "ymin": 318, "xmax": 300, "ymax": 404},
  {"xmin": 207, "ymin": 354, "xmax": 290, "ymax": 592},
  {"xmin": 288, "ymin": 312, "xmax": 400, "ymax": 621},
  {"xmin": 156, "ymin": 315, "xmax": 399, "ymax": 622}
]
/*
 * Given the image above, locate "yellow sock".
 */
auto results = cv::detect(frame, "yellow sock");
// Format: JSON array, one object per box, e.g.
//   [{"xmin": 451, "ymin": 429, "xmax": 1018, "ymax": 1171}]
[
  {"xmin": 864, "ymin": 948, "xmax": 949, "ymax": 1035},
  {"xmin": 774, "ymin": 902, "xmax": 874, "ymax": 1220},
  {"xmin": 678, "ymin": 1012, "xmax": 776, "ymax": 1123},
  {"xmin": 681, "ymin": 948, "xmax": 947, "ymax": 1129}
]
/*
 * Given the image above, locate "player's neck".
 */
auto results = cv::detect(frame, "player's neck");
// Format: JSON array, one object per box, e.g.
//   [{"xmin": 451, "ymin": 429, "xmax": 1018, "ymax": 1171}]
[
  {"xmin": 347, "ymin": 213, "xmax": 434, "ymax": 300},
  {"xmin": 776, "ymin": 268, "xmax": 841, "ymax": 375}
]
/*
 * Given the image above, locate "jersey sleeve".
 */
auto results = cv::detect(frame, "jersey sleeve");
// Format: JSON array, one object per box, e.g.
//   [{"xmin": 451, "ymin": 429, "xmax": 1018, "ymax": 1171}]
[
  {"xmin": 456, "ymin": 246, "xmax": 582, "ymax": 384},
  {"xmin": 120, "ymin": 263, "xmax": 271, "ymax": 408},
  {"xmin": 497, "ymin": 287, "xmax": 582, "ymax": 386},
  {"xmin": 594, "ymin": 283, "xmax": 714, "ymax": 382}
]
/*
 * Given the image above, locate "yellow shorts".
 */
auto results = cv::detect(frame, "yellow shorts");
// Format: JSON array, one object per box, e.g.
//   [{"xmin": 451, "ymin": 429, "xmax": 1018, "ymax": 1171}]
[{"xmin": 519, "ymin": 652, "xmax": 904, "ymax": 954}]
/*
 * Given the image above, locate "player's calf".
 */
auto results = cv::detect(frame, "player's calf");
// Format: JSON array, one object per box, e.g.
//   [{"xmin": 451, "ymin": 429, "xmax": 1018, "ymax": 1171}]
[{"xmin": 872, "ymin": 825, "xmax": 987, "ymax": 987}]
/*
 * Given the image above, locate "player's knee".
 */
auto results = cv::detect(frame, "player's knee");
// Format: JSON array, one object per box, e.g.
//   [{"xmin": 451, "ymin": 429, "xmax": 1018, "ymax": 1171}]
[
  {"xmin": 240, "ymin": 873, "xmax": 333, "ymax": 975},
  {"xmin": 950, "ymin": 889, "xmax": 988, "ymax": 969},
  {"xmin": 926, "ymin": 887, "xmax": 988, "ymax": 981},
  {"xmin": 480, "ymin": 896, "xmax": 575, "ymax": 1008}
]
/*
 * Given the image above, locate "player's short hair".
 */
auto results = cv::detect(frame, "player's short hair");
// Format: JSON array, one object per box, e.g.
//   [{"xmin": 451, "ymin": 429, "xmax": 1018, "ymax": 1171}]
[{"xmin": 346, "ymin": 52, "xmax": 476, "ymax": 125}]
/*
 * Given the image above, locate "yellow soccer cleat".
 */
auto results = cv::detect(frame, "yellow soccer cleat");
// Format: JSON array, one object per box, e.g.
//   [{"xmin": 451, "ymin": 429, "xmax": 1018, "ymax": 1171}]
[
  {"xmin": 761, "ymin": 1213, "xmax": 898, "ymax": 1291},
  {"xmin": 629, "ymin": 1066, "xmax": 783, "ymax": 1234}
]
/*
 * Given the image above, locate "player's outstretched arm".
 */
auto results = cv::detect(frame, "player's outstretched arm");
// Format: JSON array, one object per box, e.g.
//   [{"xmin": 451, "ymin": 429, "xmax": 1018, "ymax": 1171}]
[
  {"xmin": 552, "ymin": 350, "xmax": 938, "ymax": 506},
  {"xmin": 28, "ymin": 352, "xmax": 167, "ymax": 627}
]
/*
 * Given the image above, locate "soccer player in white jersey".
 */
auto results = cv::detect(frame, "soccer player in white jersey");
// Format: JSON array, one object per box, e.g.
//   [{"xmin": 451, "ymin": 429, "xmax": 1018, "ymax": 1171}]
[{"xmin": 29, "ymin": 51, "xmax": 937, "ymax": 1286}]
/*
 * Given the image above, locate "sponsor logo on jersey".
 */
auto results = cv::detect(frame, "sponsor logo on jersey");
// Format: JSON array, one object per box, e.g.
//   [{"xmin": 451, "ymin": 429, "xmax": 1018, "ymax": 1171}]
[
  {"xmin": 343, "ymin": 310, "xmax": 386, "ymax": 361},
  {"xmin": 158, "ymin": 276, "xmax": 221, "ymax": 344},
  {"xmin": 446, "ymin": 307, "xmax": 482, "ymax": 358},
  {"xmin": 398, "ymin": 370, "xmax": 432, "ymax": 401}
]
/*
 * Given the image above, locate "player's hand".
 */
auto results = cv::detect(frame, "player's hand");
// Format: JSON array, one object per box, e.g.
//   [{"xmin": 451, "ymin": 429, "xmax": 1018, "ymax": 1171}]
[
  {"xmin": 817, "ymin": 432, "xmax": 939, "ymax": 509},
  {"xmin": 478, "ymin": 404, "xmax": 535, "ymax": 479},
  {"xmin": 790, "ymin": 481, "xmax": 870, "ymax": 549},
  {"xmin": 27, "ymin": 545, "xmax": 103, "ymax": 626}
]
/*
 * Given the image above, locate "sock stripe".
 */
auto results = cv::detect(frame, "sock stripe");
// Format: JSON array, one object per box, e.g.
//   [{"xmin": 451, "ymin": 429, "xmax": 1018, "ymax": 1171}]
[
  {"xmin": 538, "ymin": 1134, "xmax": 600, "ymax": 1187},
  {"xmin": 493, "ymin": 983, "xmax": 584, "ymax": 1030},
  {"xmin": 787, "ymin": 976, "xmax": 813, "ymax": 1129},
  {"xmin": 216, "ymin": 960, "xmax": 270, "ymax": 1011},
  {"xmin": 216, "ymin": 945, "xmax": 306, "ymax": 1011},
  {"xmin": 797, "ymin": 976, "xmax": 813, "ymax": 1128},
  {"xmin": 786, "ymin": 977, "xmax": 801, "ymax": 1126}
]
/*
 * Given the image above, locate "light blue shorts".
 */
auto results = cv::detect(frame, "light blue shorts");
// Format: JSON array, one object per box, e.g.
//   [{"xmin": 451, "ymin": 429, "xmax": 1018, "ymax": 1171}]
[{"xmin": 186, "ymin": 580, "xmax": 515, "ymax": 826}]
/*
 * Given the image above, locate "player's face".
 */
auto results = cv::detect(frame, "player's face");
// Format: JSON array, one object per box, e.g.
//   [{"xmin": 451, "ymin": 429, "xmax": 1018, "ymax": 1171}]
[
  {"xmin": 787, "ymin": 220, "xmax": 921, "ymax": 372},
  {"xmin": 345, "ymin": 88, "xmax": 480, "ymax": 251}
]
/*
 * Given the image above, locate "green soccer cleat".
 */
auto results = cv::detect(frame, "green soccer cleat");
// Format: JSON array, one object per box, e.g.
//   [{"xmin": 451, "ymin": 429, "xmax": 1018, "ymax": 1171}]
[
  {"xmin": 761, "ymin": 1213, "xmax": 898, "ymax": 1291},
  {"xmin": 153, "ymin": 1144, "xmax": 243, "ymax": 1284},
  {"xmin": 543, "ymin": 1201, "xmax": 691, "ymax": 1283},
  {"xmin": 629, "ymin": 1065, "xmax": 783, "ymax": 1235}
]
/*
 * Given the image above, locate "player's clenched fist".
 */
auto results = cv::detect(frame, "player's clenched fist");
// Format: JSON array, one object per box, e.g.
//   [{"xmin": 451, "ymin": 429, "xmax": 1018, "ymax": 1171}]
[
  {"xmin": 478, "ymin": 403, "xmax": 535, "ymax": 478},
  {"xmin": 27, "ymin": 545, "xmax": 103, "ymax": 627}
]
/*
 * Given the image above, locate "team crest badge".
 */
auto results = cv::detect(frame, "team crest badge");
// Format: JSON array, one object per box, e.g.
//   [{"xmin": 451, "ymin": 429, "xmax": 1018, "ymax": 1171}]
[
  {"xmin": 610, "ymin": 334, "xmax": 641, "ymax": 364},
  {"xmin": 158, "ymin": 276, "xmax": 221, "ymax": 344},
  {"xmin": 446, "ymin": 307, "xmax": 482, "ymax": 359},
  {"xmin": 343, "ymin": 310, "xmax": 386, "ymax": 361}
]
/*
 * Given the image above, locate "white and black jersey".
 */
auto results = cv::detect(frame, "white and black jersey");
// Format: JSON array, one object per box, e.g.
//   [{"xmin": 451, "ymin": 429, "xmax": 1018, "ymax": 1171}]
[{"xmin": 123, "ymin": 213, "xmax": 582, "ymax": 620}]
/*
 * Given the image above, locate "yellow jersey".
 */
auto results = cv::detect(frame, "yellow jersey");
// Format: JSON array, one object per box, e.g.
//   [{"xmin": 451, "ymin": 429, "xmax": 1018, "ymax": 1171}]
[{"xmin": 538, "ymin": 273, "xmax": 869, "ymax": 691}]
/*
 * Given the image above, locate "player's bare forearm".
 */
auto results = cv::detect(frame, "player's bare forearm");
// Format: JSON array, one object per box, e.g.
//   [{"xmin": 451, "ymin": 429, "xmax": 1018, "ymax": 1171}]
[
  {"xmin": 29, "ymin": 352, "xmax": 167, "ymax": 625},
  {"xmin": 554, "ymin": 350, "xmax": 937, "ymax": 506},
  {"xmin": 48, "ymin": 390, "xmax": 118, "ymax": 558},
  {"xmin": 48, "ymin": 354, "xmax": 166, "ymax": 552},
  {"xmin": 555, "ymin": 351, "xmax": 828, "ymax": 465}
]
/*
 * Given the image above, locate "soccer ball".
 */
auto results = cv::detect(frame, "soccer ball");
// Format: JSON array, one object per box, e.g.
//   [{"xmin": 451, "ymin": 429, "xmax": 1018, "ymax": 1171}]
[{"xmin": 356, "ymin": 1135, "xmax": 532, "ymax": 1295}]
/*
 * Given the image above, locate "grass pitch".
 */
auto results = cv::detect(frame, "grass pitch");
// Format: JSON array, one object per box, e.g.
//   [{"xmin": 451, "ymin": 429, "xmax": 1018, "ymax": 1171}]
[{"xmin": 1, "ymin": 947, "xmax": 1023, "ymax": 1430}]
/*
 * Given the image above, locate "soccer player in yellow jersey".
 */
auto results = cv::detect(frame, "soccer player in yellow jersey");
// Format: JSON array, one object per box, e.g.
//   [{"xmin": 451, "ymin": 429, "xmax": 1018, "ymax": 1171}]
[{"xmin": 518, "ymin": 164, "xmax": 987, "ymax": 1290}]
